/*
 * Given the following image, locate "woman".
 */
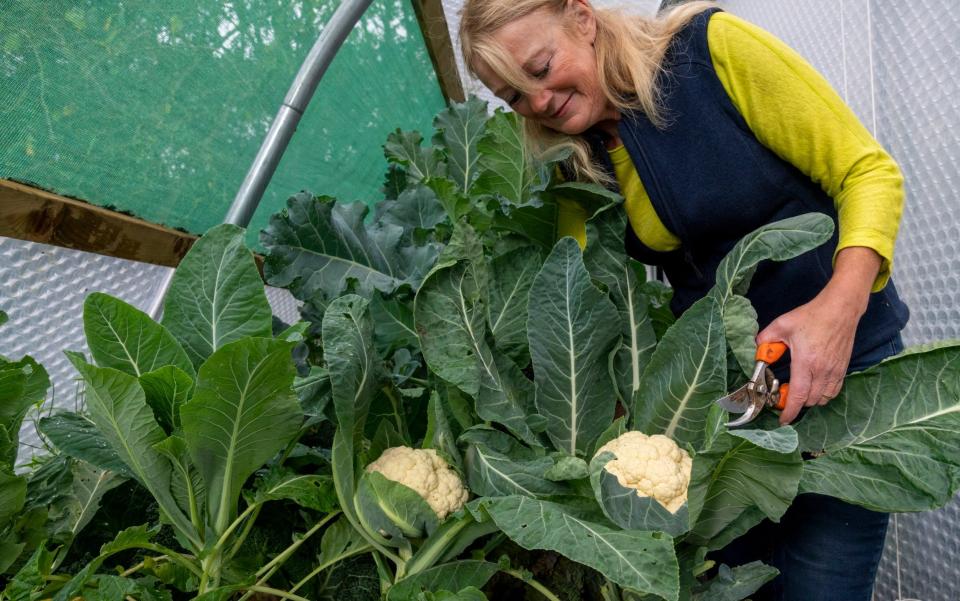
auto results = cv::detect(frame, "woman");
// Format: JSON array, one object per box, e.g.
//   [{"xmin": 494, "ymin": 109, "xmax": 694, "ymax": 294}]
[{"xmin": 459, "ymin": 1, "xmax": 909, "ymax": 599}]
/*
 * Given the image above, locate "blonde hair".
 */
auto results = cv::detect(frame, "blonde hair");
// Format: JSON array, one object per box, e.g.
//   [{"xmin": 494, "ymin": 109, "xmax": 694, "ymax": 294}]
[{"xmin": 460, "ymin": 0, "xmax": 717, "ymax": 183}]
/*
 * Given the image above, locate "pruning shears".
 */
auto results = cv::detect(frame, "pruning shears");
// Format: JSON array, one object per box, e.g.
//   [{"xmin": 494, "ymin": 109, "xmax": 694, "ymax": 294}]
[{"xmin": 714, "ymin": 342, "xmax": 791, "ymax": 427}]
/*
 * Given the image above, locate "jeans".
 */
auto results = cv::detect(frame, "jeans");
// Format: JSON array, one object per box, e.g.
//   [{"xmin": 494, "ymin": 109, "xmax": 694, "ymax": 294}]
[{"xmin": 712, "ymin": 334, "xmax": 904, "ymax": 601}]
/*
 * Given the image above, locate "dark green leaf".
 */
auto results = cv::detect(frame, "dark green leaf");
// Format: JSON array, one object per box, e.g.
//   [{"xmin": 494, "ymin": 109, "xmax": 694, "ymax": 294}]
[
  {"xmin": 487, "ymin": 247, "xmax": 541, "ymax": 367},
  {"xmin": 253, "ymin": 468, "xmax": 336, "ymax": 512},
  {"xmin": 721, "ymin": 295, "xmax": 759, "ymax": 377},
  {"xmin": 464, "ymin": 444, "xmax": 567, "ymax": 498},
  {"xmin": 632, "ymin": 296, "xmax": 727, "ymax": 449},
  {"xmin": 38, "ymin": 412, "xmax": 131, "ymax": 476},
  {"xmin": 478, "ymin": 496, "xmax": 679, "ymax": 600},
  {"xmin": 711, "ymin": 213, "xmax": 834, "ymax": 305},
  {"xmin": 384, "ymin": 129, "xmax": 446, "ymax": 184},
  {"xmin": 795, "ymin": 342, "xmax": 960, "ymax": 511},
  {"xmin": 356, "ymin": 470, "xmax": 439, "ymax": 541},
  {"xmin": 433, "ymin": 97, "xmax": 488, "ymax": 191},
  {"xmin": 474, "ymin": 110, "xmax": 536, "ymax": 210},
  {"xmin": 425, "ymin": 392, "xmax": 463, "ymax": 470},
  {"xmin": 686, "ymin": 429, "xmax": 801, "ymax": 548},
  {"xmin": 692, "ymin": 561, "xmax": 778, "ymax": 601},
  {"xmin": 139, "ymin": 366, "xmax": 194, "ymax": 433},
  {"xmin": 589, "ymin": 452, "xmax": 689, "ymax": 536},
  {"xmin": 162, "ymin": 223, "xmax": 273, "ymax": 367},
  {"xmin": 528, "ymin": 238, "xmax": 620, "ymax": 456},
  {"xmin": 544, "ymin": 454, "xmax": 589, "ymax": 481},
  {"xmin": 386, "ymin": 560, "xmax": 498, "ymax": 601}
]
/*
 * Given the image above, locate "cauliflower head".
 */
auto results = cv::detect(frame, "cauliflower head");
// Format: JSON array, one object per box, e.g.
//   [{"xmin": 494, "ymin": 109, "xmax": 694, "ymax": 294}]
[
  {"xmin": 365, "ymin": 446, "xmax": 469, "ymax": 520},
  {"xmin": 594, "ymin": 431, "xmax": 692, "ymax": 513}
]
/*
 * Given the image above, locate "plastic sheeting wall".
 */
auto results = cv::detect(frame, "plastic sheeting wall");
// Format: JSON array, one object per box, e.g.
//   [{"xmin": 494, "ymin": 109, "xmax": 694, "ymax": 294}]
[
  {"xmin": 0, "ymin": 238, "xmax": 300, "ymax": 466},
  {"xmin": 703, "ymin": 1, "xmax": 960, "ymax": 599}
]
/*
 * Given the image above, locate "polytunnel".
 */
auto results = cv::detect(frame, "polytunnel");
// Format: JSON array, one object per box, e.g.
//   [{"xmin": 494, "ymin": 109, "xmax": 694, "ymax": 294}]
[{"xmin": 1, "ymin": 0, "xmax": 958, "ymax": 599}]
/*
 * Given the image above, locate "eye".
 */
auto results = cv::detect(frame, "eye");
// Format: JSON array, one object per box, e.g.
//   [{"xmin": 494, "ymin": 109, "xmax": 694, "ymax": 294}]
[{"xmin": 534, "ymin": 58, "xmax": 552, "ymax": 79}]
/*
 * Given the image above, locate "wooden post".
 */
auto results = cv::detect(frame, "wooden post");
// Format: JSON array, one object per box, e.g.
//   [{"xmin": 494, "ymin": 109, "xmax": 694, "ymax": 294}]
[{"xmin": 411, "ymin": 0, "xmax": 465, "ymax": 104}]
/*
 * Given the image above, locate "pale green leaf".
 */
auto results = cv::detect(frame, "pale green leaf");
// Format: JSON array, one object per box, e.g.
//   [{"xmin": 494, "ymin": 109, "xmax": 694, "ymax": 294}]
[
  {"xmin": 487, "ymin": 246, "xmax": 541, "ymax": 367},
  {"xmin": 632, "ymin": 296, "xmax": 727, "ymax": 449},
  {"xmin": 180, "ymin": 337, "xmax": 301, "ymax": 533},
  {"xmin": 83, "ymin": 293, "xmax": 194, "ymax": 378},
  {"xmin": 253, "ymin": 468, "xmax": 336, "ymax": 512},
  {"xmin": 590, "ymin": 452, "xmax": 689, "ymax": 536},
  {"xmin": 721, "ymin": 295, "xmax": 759, "ymax": 377},
  {"xmin": 474, "ymin": 110, "xmax": 535, "ymax": 209},
  {"xmin": 384, "ymin": 129, "xmax": 446, "ymax": 184},
  {"xmin": 692, "ymin": 562, "xmax": 779, "ymax": 601},
  {"xmin": 711, "ymin": 213, "xmax": 834, "ymax": 305},
  {"xmin": 162, "ymin": 223, "xmax": 273, "ymax": 367},
  {"xmin": 356, "ymin": 470, "xmax": 438, "ymax": 541},
  {"xmin": 38, "ymin": 412, "xmax": 131, "ymax": 476},
  {"xmin": 528, "ymin": 238, "xmax": 621, "ymax": 456}
]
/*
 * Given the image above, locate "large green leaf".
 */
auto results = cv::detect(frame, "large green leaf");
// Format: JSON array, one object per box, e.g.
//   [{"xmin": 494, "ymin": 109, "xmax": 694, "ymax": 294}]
[
  {"xmin": 686, "ymin": 428, "xmax": 801, "ymax": 549},
  {"xmin": 528, "ymin": 238, "xmax": 621, "ymax": 456},
  {"xmin": 262, "ymin": 194, "xmax": 441, "ymax": 304},
  {"xmin": 584, "ymin": 208, "xmax": 657, "ymax": 405},
  {"xmin": 478, "ymin": 496, "xmax": 679, "ymax": 600},
  {"xmin": 3, "ymin": 544, "xmax": 53, "ymax": 601},
  {"xmin": 433, "ymin": 97, "xmax": 488, "ymax": 192},
  {"xmin": 795, "ymin": 342, "xmax": 960, "ymax": 511},
  {"xmin": 356, "ymin": 470, "xmax": 438, "ymax": 541},
  {"xmin": 180, "ymin": 337, "xmax": 301, "ymax": 533},
  {"xmin": 487, "ymin": 246, "xmax": 541, "ymax": 367},
  {"xmin": 386, "ymin": 560, "xmax": 498, "ymax": 601},
  {"xmin": 53, "ymin": 524, "xmax": 159, "ymax": 601},
  {"xmin": 45, "ymin": 461, "xmax": 125, "ymax": 547},
  {"xmin": 0, "ymin": 471, "xmax": 26, "ymax": 524},
  {"xmin": 474, "ymin": 110, "xmax": 536, "ymax": 210},
  {"xmin": 632, "ymin": 296, "xmax": 727, "ymax": 449},
  {"xmin": 38, "ymin": 412, "xmax": 131, "ymax": 476},
  {"xmin": 464, "ymin": 444, "xmax": 567, "ymax": 498},
  {"xmin": 377, "ymin": 186, "xmax": 448, "ymax": 235},
  {"xmin": 384, "ymin": 129, "xmax": 447, "ymax": 185},
  {"xmin": 66, "ymin": 355, "xmax": 195, "ymax": 544},
  {"xmin": 711, "ymin": 213, "xmax": 834, "ymax": 305},
  {"xmin": 425, "ymin": 391, "xmax": 462, "ymax": 470},
  {"xmin": 154, "ymin": 435, "xmax": 205, "ymax": 524},
  {"xmin": 162, "ymin": 224, "xmax": 273, "ymax": 367},
  {"xmin": 83, "ymin": 293, "xmax": 194, "ymax": 379},
  {"xmin": 415, "ymin": 260, "xmax": 540, "ymax": 446},
  {"xmin": 139, "ymin": 366, "xmax": 194, "ymax": 434},
  {"xmin": 323, "ymin": 295, "xmax": 380, "ymax": 533},
  {"xmin": 721, "ymin": 295, "xmax": 759, "ymax": 377},
  {"xmin": 0, "ymin": 356, "xmax": 48, "ymax": 465}
]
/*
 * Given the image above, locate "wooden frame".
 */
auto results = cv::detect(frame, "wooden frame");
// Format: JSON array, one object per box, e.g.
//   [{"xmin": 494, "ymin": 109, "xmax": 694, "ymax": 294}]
[
  {"xmin": 412, "ymin": 0, "xmax": 465, "ymax": 104},
  {"xmin": 0, "ymin": 179, "xmax": 197, "ymax": 268}
]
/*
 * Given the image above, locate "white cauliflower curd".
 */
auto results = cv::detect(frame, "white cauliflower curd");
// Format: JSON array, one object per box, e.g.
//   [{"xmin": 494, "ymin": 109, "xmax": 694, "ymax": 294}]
[
  {"xmin": 594, "ymin": 431, "xmax": 693, "ymax": 513},
  {"xmin": 365, "ymin": 446, "xmax": 469, "ymax": 520}
]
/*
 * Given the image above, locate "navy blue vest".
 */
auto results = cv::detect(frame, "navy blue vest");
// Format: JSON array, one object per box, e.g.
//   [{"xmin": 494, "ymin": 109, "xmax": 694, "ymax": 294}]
[{"xmin": 587, "ymin": 8, "xmax": 909, "ymax": 375}]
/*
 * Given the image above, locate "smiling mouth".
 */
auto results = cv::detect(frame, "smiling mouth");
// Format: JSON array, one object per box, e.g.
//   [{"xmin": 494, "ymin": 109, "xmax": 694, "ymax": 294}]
[{"xmin": 552, "ymin": 94, "xmax": 572, "ymax": 119}]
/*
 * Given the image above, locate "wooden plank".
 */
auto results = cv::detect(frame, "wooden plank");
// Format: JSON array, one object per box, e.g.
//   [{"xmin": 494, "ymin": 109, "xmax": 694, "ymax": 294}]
[
  {"xmin": 412, "ymin": 0, "xmax": 466, "ymax": 104},
  {"xmin": 0, "ymin": 179, "xmax": 197, "ymax": 268}
]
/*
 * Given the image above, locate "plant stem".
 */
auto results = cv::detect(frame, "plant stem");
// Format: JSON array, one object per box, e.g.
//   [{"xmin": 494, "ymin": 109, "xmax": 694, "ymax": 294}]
[
  {"xmin": 254, "ymin": 511, "xmax": 340, "ymax": 580},
  {"xmin": 287, "ymin": 544, "xmax": 373, "ymax": 595},
  {"xmin": 136, "ymin": 544, "xmax": 203, "ymax": 579},
  {"xmin": 224, "ymin": 504, "xmax": 263, "ymax": 564},
  {"xmin": 501, "ymin": 568, "xmax": 564, "ymax": 601},
  {"xmin": 119, "ymin": 556, "xmax": 169, "ymax": 578},
  {"xmin": 216, "ymin": 501, "xmax": 260, "ymax": 551},
  {"xmin": 245, "ymin": 585, "xmax": 312, "ymax": 601}
]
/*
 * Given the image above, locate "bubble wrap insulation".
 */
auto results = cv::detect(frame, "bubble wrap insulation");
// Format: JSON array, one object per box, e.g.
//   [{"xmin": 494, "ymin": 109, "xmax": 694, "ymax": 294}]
[
  {"xmin": 0, "ymin": 237, "xmax": 301, "ymax": 467},
  {"xmin": 717, "ymin": 1, "xmax": 960, "ymax": 599}
]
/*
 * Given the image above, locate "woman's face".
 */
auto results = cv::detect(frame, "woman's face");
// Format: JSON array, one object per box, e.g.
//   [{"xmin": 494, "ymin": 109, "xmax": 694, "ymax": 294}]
[{"xmin": 473, "ymin": 2, "xmax": 616, "ymax": 135}]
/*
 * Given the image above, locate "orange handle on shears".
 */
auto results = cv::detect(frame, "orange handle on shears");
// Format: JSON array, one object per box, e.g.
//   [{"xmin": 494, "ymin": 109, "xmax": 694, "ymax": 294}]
[{"xmin": 756, "ymin": 342, "xmax": 789, "ymax": 410}]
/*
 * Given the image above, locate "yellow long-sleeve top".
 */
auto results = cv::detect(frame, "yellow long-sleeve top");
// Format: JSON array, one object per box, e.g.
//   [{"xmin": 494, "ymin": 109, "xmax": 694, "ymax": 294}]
[{"xmin": 558, "ymin": 11, "xmax": 904, "ymax": 291}]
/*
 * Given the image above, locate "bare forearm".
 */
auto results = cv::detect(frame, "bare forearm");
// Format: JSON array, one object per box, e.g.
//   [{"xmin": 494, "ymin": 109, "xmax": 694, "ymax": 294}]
[{"xmin": 820, "ymin": 246, "xmax": 883, "ymax": 317}]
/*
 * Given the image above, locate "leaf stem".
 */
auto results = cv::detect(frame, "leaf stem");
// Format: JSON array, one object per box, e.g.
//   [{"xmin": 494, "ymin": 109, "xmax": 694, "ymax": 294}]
[
  {"xmin": 287, "ymin": 544, "xmax": 374, "ymax": 594},
  {"xmin": 224, "ymin": 504, "xmax": 263, "ymax": 563},
  {"xmin": 216, "ymin": 501, "xmax": 260, "ymax": 551},
  {"xmin": 245, "ymin": 585, "xmax": 312, "ymax": 601},
  {"xmin": 237, "ymin": 511, "xmax": 342, "ymax": 601},
  {"xmin": 381, "ymin": 385, "xmax": 407, "ymax": 438},
  {"xmin": 501, "ymin": 567, "xmax": 564, "ymax": 601}
]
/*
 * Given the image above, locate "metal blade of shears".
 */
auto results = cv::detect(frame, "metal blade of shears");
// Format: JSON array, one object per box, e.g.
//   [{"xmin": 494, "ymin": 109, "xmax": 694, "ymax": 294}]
[{"xmin": 714, "ymin": 384, "xmax": 753, "ymax": 413}]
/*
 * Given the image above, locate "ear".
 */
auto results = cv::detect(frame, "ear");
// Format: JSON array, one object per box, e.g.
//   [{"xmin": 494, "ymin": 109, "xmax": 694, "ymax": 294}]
[{"xmin": 568, "ymin": 0, "xmax": 597, "ymax": 44}]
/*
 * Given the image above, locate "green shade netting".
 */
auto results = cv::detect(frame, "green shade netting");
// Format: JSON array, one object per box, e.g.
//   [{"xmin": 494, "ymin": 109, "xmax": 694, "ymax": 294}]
[{"xmin": 0, "ymin": 0, "xmax": 446, "ymax": 247}]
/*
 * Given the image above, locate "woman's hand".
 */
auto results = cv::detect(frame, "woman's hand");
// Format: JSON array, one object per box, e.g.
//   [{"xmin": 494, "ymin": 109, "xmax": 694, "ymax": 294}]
[{"xmin": 756, "ymin": 247, "xmax": 883, "ymax": 425}]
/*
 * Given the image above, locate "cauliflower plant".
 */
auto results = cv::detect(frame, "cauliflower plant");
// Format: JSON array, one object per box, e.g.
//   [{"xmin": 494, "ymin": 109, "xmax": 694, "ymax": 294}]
[
  {"xmin": 594, "ymin": 431, "xmax": 692, "ymax": 513},
  {"xmin": 365, "ymin": 446, "xmax": 469, "ymax": 520}
]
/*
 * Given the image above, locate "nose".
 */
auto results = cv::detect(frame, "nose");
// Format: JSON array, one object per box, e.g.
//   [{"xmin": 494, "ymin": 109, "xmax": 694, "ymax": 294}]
[{"xmin": 528, "ymin": 88, "xmax": 553, "ymax": 116}]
